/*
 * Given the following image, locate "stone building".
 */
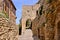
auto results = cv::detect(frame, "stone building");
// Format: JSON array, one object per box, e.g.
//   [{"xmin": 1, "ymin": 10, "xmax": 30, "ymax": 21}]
[
  {"xmin": 22, "ymin": 3, "xmax": 40, "ymax": 34},
  {"xmin": 0, "ymin": 0, "xmax": 16, "ymax": 23},
  {"xmin": 32, "ymin": 0, "xmax": 60, "ymax": 40},
  {"xmin": 0, "ymin": 0, "xmax": 18, "ymax": 40}
]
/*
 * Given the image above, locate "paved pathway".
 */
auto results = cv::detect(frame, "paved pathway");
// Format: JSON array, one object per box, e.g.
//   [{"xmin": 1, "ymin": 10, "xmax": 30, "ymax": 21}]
[{"xmin": 19, "ymin": 29, "xmax": 34, "ymax": 40}]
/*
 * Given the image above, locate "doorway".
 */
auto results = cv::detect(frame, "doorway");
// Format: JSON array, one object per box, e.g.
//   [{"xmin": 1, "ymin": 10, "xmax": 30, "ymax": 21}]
[
  {"xmin": 26, "ymin": 19, "xmax": 32, "ymax": 29},
  {"xmin": 57, "ymin": 21, "xmax": 60, "ymax": 40}
]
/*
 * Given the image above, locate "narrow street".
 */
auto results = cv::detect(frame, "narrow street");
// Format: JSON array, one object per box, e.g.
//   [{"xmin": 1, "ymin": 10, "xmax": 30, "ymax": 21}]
[{"xmin": 19, "ymin": 29, "xmax": 34, "ymax": 40}]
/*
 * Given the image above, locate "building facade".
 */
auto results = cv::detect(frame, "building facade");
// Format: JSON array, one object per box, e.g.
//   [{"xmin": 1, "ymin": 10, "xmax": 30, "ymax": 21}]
[
  {"xmin": 22, "ymin": 3, "xmax": 40, "ymax": 34},
  {"xmin": 0, "ymin": 0, "xmax": 16, "ymax": 24},
  {"xmin": 0, "ymin": 0, "xmax": 18, "ymax": 40},
  {"xmin": 32, "ymin": 0, "xmax": 60, "ymax": 40}
]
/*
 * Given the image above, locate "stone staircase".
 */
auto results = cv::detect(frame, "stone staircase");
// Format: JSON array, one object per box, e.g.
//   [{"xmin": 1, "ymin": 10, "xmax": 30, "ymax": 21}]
[{"xmin": 19, "ymin": 29, "xmax": 39, "ymax": 40}]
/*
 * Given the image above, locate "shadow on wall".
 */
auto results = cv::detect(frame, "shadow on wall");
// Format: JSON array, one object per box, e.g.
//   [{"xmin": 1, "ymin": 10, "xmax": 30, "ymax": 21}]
[{"xmin": 19, "ymin": 27, "xmax": 22, "ymax": 35}]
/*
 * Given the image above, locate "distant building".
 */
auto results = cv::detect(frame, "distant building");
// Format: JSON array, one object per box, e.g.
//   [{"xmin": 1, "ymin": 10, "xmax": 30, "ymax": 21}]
[{"xmin": 22, "ymin": 2, "xmax": 40, "ymax": 34}]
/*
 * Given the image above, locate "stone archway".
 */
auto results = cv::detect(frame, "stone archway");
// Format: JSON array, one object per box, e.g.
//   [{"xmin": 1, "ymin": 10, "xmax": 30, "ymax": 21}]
[
  {"xmin": 57, "ymin": 21, "xmax": 60, "ymax": 40},
  {"xmin": 26, "ymin": 19, "xmax": 32, "ymax": 29}
]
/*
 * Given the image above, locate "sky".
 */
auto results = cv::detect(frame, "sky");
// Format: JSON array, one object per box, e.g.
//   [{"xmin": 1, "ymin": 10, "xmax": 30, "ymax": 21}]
[{"xmin": 12, "ymin": 0, "xmax": 38, "ymax": 24}]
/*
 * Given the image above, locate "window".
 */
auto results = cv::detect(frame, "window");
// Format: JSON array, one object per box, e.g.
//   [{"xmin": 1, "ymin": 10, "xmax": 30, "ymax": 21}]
[
  {"xmin": 39, "ymin": 5, "xmax": 43, "ymax": 15},
  {"xmin": 26, "ymin": 19, "xmax": 32, "ymax": 29},
  {"xmin": 36, "ymin": 10, "xmax": 38, "ymax": 16},
  {"xmin": 13, "ymin": 10, "xmax": 16, "ymax": 15},
  {"xmin": 5, "ymin": 0, "xmax": 9, "ymax": 8},
  {"xmin": 4, "ymin": 0, "xmax": 9, "ymax": 14},
  {"xmin": 38, "ymin": 28, "xmax": 40, "ymax": 38},
  {"xmin": 27, "ymin": 10, "xmax": 29, "ymax": 12}
]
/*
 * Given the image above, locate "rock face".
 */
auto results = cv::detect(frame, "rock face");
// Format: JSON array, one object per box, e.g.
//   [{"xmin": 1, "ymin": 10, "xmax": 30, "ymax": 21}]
[{"xmin": 0, "ymin": 14, "xmax": 18, "ymax": 40}]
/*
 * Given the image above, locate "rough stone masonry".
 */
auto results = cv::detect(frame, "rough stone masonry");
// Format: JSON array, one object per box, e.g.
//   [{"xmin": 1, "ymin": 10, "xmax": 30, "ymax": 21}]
[{"xmin": 0, "ymin": 13, "xmax": 19, "ymax": 40}]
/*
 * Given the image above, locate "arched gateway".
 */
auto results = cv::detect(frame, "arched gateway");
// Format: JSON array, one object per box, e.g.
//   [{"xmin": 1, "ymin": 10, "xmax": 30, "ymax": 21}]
[
  {"xmin": 21, "ymin": 2, "xmax": 40, "ymax": 34},
  {"xmin": 26, "ymin": 19, "xmax": 32, "ymax": 29}
]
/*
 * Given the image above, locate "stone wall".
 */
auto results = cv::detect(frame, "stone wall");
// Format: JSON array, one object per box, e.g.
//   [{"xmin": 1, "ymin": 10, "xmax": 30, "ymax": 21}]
[
  {"xmin": 32, "ymin": 13, "xmax": 46, "ymax": 40},
  {"xmin": 22, "ymin": 3, "xmax": 40, "ymax": 34},
  {"xmin": 0, "ymin": 13, "xmax": 18, "ymax": 40},
  {"xmin": 32, "ymin": 0, "xmax": 60, "ymax": 40}
]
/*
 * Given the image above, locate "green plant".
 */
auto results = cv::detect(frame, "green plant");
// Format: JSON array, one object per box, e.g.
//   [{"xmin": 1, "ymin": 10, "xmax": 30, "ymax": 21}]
[
  {"xmin": 5, "ymin": 13, "xmax": 9, "ymax": 18},
  {"xmin": 0, "ymin": 13, "xmax": 5, "ymax": 17},
  {"xmin": 2, "ymin": 11, "xmax": 9, "ymax": 18},
  {"xmin": 39, "ymin": 5, "xmax": 43, "ymax": 15},
  {"xmin": 26, "ymin": 19, "xmax": 32, "ymax": 29},
  {"xmin": 19, "ymin": 24, "xmax": 21, "ymax": 28},
  {"xmin": 46, "ymin": 0, "xmax": 52, "ymax": 3}
]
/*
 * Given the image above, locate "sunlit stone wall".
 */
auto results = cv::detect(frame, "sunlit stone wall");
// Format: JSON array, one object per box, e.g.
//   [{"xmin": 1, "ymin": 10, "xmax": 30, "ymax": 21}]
[{"xmin": 0, "ymin": 13, "xmax": 18, "ymax": 40}]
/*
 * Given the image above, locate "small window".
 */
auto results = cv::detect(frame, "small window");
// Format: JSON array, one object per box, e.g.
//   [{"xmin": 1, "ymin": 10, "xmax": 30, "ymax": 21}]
[
  {"xmin": 39, "ymin": 5, "xmax": 43, "ymax": 15},
  {"xmin": 27, "ymin": 10, "xmax": 29, "ymax": 12},
  {"xmin": 36, "ymin": 10, "xmax": 38, "ymax": 15},
  {"xmin": 5, "ymin": 5, "xmax": 6, "ymax": 11},
  {"xmin": 26, "ymin": 19, "xmax": 32, "ymax": 29}
]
